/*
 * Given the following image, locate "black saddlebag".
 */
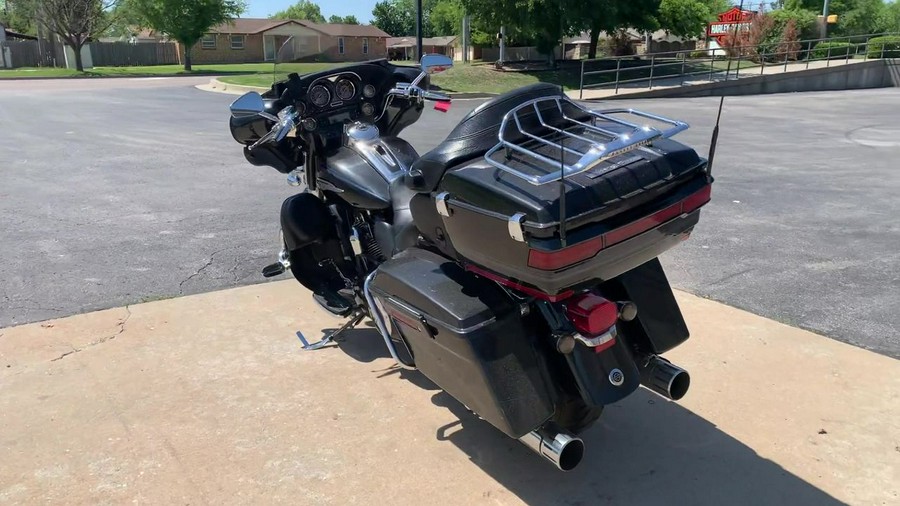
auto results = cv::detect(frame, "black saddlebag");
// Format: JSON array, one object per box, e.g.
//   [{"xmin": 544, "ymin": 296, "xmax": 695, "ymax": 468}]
[{"xmin": 368, "ymin": 247, "xmax": 556, "ymax": 438}]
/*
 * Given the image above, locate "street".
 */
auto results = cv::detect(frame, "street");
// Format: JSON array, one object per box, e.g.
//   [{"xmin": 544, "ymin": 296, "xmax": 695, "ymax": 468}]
[{"xmin": 1, "ymin": 77, "xmax": 898, "ymax": 357}]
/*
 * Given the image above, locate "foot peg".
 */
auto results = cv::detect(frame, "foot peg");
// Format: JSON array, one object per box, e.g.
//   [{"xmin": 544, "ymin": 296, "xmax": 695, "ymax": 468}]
[
  {"xmin": 262, "ymin": 244, "xmax": 292, "ymax": 278},
  {"xmin": 262, "ymin": 262, "xmax": 286, "ymax": 278},
  {"xmin": 297, "ymin": 310, "xmax": 365, "ymax": 350}
]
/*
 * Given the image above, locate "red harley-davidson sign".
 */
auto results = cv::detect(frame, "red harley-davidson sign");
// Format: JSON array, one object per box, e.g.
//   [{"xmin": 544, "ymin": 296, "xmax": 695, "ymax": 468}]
[{"xmin": 707, "ymin": 7, "xmax": 755, "ymax": 44}]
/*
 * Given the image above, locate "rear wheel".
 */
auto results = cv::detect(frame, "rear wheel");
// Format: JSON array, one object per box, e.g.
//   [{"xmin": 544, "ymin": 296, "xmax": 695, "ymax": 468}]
[{"xmin": 554, "ymin": 397, "xmax": 603, "ymax": 435}]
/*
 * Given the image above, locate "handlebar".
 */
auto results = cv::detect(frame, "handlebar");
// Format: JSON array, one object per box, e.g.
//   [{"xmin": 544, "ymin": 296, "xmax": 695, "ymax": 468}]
[{"xmin": 250, "ymin": 105, "xmax": 299, "ymax": 150}]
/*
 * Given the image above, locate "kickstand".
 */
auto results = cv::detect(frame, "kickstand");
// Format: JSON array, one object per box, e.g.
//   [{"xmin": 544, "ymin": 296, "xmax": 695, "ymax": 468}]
[{"xmin": 296, "ymin": 310, "xmax": 366, "ymax": 350}]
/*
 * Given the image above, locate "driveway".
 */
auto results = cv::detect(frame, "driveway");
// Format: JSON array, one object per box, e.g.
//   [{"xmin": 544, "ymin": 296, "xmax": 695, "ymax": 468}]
[{"xmin": 1, "ymin": 78, "xmax": 898, "ymax": 357}]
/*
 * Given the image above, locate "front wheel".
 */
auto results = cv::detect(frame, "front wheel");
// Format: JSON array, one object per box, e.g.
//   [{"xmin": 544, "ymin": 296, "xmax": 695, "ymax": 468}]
[{"xmin": 554, "ymin": 397, "xmax": 604, "ymax": 435}]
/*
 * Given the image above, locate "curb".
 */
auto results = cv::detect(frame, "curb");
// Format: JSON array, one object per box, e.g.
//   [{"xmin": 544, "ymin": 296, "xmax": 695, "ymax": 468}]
[
  {"xmin": 205, "ymin": 78, "xmax": 267, "ymax": 94},
  {"xmin": 0, "ymin": 72, "xmax": 252, "ymax": 82},
  {"xmin": 204, "ymin": 78, "xmax": 498, "ymax": 99}
]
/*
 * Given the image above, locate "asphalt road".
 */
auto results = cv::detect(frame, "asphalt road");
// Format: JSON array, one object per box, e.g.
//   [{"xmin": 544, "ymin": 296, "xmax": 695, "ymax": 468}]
[{"xmin": 1, "ymin": 77, "xmax": 898, "ymax": 357}]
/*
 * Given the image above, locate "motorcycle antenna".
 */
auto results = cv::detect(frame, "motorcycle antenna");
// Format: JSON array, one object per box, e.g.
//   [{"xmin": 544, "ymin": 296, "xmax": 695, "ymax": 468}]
[
  {"xmin": 706, "ymin": 95, "xmax": 725, "ymax": 184},
  {"xmin": 559, "ymin": 99, "xmax": 567, "ymax": 248}
]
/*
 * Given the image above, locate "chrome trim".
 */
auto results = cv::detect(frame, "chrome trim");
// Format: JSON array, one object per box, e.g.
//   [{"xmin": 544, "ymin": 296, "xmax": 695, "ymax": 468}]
[
  {"xmin": 349, "ymin": 228, "xmax": 363, "ymax": 256},
  {"xmin": 572, "ymin": 326, "xmax": 617, "ymax": 348},
  {"xmin": 345, "ymin": 122, "xmax": 412, "ymax": 184},
  {"xmin": 363, "ymin": 271, "xmax": 416, "ymax": 370},
  {"xmin": 508, "ymin": 212, "xmax": 527, "ymax": 242},
  {"xmin": 519, "ymin": 427, "xmax": 585, "ymax": 471},
  {"xmin": 609, "ymin": 368, "xmax": 625, "ymax": 386},
  {"xmin": 483, "ymin": 96, "xmax": 689, "ymax": 186},
  {"xmin": 435, "ymin": 192, "xmax": 451, "ymax": 217}
]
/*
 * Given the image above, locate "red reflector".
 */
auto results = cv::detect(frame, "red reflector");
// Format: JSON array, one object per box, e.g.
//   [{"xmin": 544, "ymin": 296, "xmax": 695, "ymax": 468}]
[
  {"xmin": 682, "ymin": 184, "xmax": 712, "ymax": 213},
  {"xmin": 434, "ymin": 100, "xmax": 452, "ymax": 113},
  {"xmin": 527, "ymin": 236, "xmax": 603, "ymax": 271},
  {"xmin": 465, "ymin": 265, "xmax": 573, "ymax": 302},
  {"xmin": 565, "ymin": 294, "xmax": 618, "ymax": 336},
  {"xmin": 605, "ymin": 202, "xmax": 682, "ymax": 247}
]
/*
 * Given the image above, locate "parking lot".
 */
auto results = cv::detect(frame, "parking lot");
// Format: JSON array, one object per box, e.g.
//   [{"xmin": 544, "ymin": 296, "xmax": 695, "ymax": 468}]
[{"xmin": 1, "ymin": 78, "xmax": 897, "ymax": 357}]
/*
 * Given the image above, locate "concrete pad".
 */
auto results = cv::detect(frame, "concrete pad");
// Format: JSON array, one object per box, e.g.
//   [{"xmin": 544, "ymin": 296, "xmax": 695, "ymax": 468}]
[{"xmin": 1, "ymin": 282, "xmax": 897, "ymax": 505}]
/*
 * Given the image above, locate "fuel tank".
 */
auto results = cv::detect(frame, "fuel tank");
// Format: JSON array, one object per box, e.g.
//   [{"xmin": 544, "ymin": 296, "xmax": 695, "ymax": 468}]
[{"xmin": 318, "ymin": 128, "xmax": 419, "ymax": 210}]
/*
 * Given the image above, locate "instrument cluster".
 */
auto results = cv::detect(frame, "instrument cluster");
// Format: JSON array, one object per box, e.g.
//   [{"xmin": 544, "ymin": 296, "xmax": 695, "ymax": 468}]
[{"xmin": 298, "ymin": 72, "xmax": 382, "ymax": 132}]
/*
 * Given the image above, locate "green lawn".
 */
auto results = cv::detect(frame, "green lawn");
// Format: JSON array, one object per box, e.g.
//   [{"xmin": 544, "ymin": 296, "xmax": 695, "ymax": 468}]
[
  {"xmin": 218, "ymin": 59, "xmax": 763, "ymax": 95},
  {"xmin": 0, "ymin": 63, "xmax": 282, "ymax": 79},
  {"xmin": 218, "ymin": 62, "xmax": 583, "ymax": 94}
]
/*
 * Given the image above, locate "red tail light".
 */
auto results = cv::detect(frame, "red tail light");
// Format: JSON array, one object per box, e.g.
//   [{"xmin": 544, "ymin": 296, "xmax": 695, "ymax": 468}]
[
  {"xmin": 527, "ymin": 237, "xmax": 603, "ymax": 271},
  {"xmin": 527, "ymin": 184, "xmax": 712, "ymax": 271},
  {"xmin": 565, "ymin": 294, "xmax": 618, "ymax": 336}
]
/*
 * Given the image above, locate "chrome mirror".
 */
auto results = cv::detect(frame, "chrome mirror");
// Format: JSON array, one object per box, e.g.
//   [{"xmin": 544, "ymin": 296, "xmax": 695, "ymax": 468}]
[
  {"xmin": 230, "ymin": 92, "xmax": 266, "ymax": 119},
  {"xmin": 421, "ymin": 54, "xmax": 453, "ymax": 75}
]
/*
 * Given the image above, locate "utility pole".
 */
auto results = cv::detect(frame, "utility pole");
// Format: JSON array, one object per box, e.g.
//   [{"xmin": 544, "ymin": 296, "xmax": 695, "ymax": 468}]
[
  {"xmin": 499, "ymin": 25, "xmax": 506, "ymax": 64},
  {"xmin": 461, "ymin": 14, "xmax": 469, "ymax": 63},
  {"xmin": 820, "ymin": 0, "xmax": 831, "ymax": 39},
  {"xmin": 416, "ymin": 0, "xmax": 423, "ymax": 60}
]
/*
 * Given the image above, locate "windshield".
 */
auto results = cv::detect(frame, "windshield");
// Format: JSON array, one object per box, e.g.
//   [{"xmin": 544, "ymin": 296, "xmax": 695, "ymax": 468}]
[{"xmin": 273, "ymin": 35, "xmax": 335, "ymax": 84}]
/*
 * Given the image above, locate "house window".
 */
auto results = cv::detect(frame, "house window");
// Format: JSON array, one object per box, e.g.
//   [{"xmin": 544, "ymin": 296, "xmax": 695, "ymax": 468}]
[
  {"xmin": 201, "ymin": 34, "xmax": 216, "ymax": 49},
  {"xmin": 338, "ymin": 37, "xmax": 345, "ymax": 55},
  {"xmin": 362, "ymin": 38, "xmax": 369, "ymax": 55},
  {"xmin": 230, "ymin": 35, "xmax": 245, "ymax": 50}
]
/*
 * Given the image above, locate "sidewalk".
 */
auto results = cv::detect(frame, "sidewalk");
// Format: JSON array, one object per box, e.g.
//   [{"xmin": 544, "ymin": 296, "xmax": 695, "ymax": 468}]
[{"xmin": 1, "ymin": 280, "xmax": 897, "ymax": 505}]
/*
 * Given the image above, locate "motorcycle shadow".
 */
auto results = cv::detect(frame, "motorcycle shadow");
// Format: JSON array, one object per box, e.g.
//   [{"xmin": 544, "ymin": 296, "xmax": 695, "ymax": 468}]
[
  {"xmin": 331, "ymin": 325, "xmax": 441, "ymax": 392},
  {"xmin": 430, "ymin": 391, "xmax": 844, "ymax": 505},
  {"xmin": 328, "ymin": 326, "xmax": 843, "ymax": 505}
]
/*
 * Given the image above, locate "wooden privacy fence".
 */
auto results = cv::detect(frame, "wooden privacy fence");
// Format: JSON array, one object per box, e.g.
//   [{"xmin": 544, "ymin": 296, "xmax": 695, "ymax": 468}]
[
  {"xmin": 482, "ymin": 46, "xmax": 561, "ymax": 62},
  {"xmin": 0, "ymin": 39, "xmax": 61, "ymax": 68},
  {"xmin": 89, "ymin": 42, "xmax": 179, "ymax": 66}
]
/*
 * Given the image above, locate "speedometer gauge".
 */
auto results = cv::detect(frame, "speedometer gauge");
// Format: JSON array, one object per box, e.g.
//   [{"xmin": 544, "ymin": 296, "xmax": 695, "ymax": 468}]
[
  {"xmin": 335, "ymin": 78, "xmax": 356, "ymax": 101},
  {"xmin": 308, "ymin": 84, "xmax": 330, "ymax": 107}
]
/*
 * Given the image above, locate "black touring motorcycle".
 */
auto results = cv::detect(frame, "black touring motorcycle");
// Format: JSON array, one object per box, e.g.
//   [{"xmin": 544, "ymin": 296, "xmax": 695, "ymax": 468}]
[{"xmin": 228, "ymin": 38, "xmax": 714, "ymax": 471}]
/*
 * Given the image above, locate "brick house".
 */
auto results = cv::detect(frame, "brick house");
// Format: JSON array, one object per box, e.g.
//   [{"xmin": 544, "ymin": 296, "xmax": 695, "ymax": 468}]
[{"xmin": 180, "ymin": 18, "xmax": 390, "ymax": 64}]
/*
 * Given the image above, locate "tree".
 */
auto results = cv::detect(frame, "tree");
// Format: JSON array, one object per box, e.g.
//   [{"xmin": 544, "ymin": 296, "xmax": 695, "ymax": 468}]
[
  {"xmin": 372, "ymin": 0, "xmax": 414, "ymax": 35},
  {"xmin": 659, "ymin": 0, "xmax": 712, "ymax": 39},
  {"xmin": 430, "ymin": 0, "xmax": 463, "ymax": 36},
  {"xmin": 131, "ymin": 0, "xmax": 243, "ymax": 71},
  {"xmin": 328, "ymin": 14, "xmax": 359, "ymax": 24},
  {"xmin": 28, "ymin": 0, "xmax": 120, "ymax": 71},
  {"xmin": 777, "ymin": 18, "xmax": 801, "ymax": 58},
  {"xmin": 372, "ymin": 0, "xmax": 437, "ymax": 37},
  {"xmin": 271, "ymin": 0, "xmax": 324, "ymax": 22},
  {"xmin": 1, "ymin": 0, "xmax": 38, "ymax": 34}
]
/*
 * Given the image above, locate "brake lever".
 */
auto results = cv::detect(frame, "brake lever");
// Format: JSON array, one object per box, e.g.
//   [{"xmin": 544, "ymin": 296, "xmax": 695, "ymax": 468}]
[{"xmin": 249, "ymin": 106, "xmax": 298, "ymax": 150}]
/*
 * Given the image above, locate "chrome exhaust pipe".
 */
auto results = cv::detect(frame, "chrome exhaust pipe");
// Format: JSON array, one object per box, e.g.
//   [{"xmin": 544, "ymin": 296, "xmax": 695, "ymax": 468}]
[
  {"xmin": 637, "ymin": 355, "xmax": 691, "ymax": 401},
  {"xmin": 519, "ymin": 426, "xmax": 585, "ymax": 471}
]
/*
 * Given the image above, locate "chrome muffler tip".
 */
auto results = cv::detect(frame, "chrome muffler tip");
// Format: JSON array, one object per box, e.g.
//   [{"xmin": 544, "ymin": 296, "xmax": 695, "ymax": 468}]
[
  {"xmin": 519, "ymin": 426, "xmax": 585, "ymax": 471},
  {"xmin": 637, "ymin": 355, "xmax": 690, "ymax": 401}
]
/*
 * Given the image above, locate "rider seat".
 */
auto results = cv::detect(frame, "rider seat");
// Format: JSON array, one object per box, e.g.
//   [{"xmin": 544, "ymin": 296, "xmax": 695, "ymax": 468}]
[{"xmin": 407, "ymin": 83, "xmax": 567, "ymax": 193}]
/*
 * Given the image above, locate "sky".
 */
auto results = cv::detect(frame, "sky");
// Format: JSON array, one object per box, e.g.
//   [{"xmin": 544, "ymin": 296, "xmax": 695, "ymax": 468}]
[{"xmin": 244, "ymin": 0, "xmax": 379, "ymax": 23}]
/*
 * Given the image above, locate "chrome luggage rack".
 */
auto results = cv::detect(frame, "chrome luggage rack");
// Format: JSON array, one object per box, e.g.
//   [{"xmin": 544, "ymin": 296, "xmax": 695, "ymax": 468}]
[{"xmin": 484, "ymin": 96, "xmax": 690, "ymax": 185}]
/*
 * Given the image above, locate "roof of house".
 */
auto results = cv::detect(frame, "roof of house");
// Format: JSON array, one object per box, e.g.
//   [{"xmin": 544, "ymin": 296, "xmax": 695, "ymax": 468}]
[
  {"xmin": 387, "ymin": 36, "xmax": 457, "ymax": 48},
  {"xmin": 2, "ymin": 27, "xmax": 38, "ymax": 41},
  {"xmin": 306, "ymin": 22, "xmax": 390, "ymax": 38},
  {"xmin": 210, "ymin": 18, "xmax": 389, "ymax": 38}
]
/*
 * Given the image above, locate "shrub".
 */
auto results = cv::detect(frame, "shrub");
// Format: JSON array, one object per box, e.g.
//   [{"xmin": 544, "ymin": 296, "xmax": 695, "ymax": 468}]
[
  {"xmin": 867, "ymin": 36, "xmax": 900, "ymax": 59},
  {"xmin": 810, "ymin": 41, "xmax": 855, "ymax": 60},
  {"xmin": 690, "ymin": 49, "xmax": 708, "ymax": 58}
]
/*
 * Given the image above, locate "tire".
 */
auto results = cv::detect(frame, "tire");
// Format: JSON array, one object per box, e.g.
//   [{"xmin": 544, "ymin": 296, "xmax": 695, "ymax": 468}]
[{"xmin": 554, "ymin": 397, "xmax": 604, "ymax": 435}]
